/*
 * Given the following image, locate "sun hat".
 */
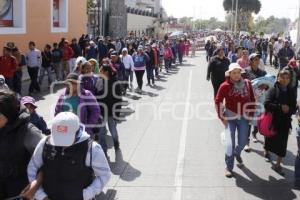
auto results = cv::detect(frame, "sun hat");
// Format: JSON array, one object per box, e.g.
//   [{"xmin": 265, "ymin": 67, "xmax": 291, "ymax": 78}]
[
  {"xmin": 20, "ymin": 96, "xmax": 38, "ymax": 108},
  {"xmin": 50, "ymin": 112, "xmax": 82, "ymax": 147},
  {"xmin": 75, "ymin": 56, "xmax": 87, "ymax": 67},
  {"xmin": 225, "ymin": 63, "xmax": 245, "ymax": 77}
]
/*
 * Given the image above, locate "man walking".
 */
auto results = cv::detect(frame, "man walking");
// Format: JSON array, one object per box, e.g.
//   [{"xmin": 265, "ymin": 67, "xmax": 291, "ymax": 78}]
[{"xmin": 26, "ymin": 41, "xmax": 42, "ymax": 95}]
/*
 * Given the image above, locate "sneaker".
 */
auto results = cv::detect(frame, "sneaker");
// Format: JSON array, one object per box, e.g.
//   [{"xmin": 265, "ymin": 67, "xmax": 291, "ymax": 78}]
[
  {"xmin": 225, "ymin": 169, "xmax": 233, "ymax": 178},
  {"xmin": 235, "ymin": 155, "xmax": 244, "ymax": 168},
  {"xmin": 264, "ymin": 153, "xmax": 271, "ymax": 162},
  {"xmin": 244, "ymin": 144, "xmax": 251, "ymax": 153},
  {"xmin": 252, "ymin": 137, "xmax": 258, "ymax": 143},
  {"xmin": 273, "ymin": 165, "xmax": 285, "ymax": 176}
]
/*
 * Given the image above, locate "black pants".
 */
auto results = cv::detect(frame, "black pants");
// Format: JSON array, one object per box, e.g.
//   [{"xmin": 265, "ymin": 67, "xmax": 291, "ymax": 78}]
[
  {"xmin": 13, "ymin": 70, "xmax": 23, "ymax": 94},
  {"xmin": 212, "ymin": 79, "xmax": 223, "ymax": 98},
  {"xmin": 135, "ymin": 70, "xmax": 145, "ymax": 90},
  {"xmin": 178, "ymin": 53, "xmax": 183, "ymax": 64},
  {"xmin": 0, "ymin": 177, "xmax": 28, "ymax": 200},
  {"xmin": 27, "ymin": 66, "xmax": 40, "ymax": 93}
]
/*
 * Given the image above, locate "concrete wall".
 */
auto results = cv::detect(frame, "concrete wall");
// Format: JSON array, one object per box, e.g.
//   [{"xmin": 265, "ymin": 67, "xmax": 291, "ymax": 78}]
[
  {"xmin": 0, "ymin": 0, "xmax": 87, "ymax": 53},
  {"xmin": 127, "ymin": 13, "xmax": 155, "ymax": 34}
]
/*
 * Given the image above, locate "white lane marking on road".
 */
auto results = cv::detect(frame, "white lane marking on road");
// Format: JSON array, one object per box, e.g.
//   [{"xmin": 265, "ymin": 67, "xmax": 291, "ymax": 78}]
[{"xmin": 173, "ymin": 71, "xmax": 193, "ymax": 200}]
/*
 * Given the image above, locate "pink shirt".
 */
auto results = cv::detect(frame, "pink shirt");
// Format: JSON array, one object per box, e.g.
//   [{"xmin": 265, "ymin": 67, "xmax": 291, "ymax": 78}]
[{"xmin": 237, "ymin": 58, "xmax": 249, "ymax": 69}]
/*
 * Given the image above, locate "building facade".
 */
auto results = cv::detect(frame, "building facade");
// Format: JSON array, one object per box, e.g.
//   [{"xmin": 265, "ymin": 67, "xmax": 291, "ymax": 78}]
[{"xmin": 0, "ymin": 0, "xmax": 87, "ymax": 53}]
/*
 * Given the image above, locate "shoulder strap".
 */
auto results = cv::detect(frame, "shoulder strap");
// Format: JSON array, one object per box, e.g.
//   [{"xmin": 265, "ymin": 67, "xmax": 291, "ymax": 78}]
[{"xmin": 89, "ymin": 139, "xmax": 93, "ymax": 167}]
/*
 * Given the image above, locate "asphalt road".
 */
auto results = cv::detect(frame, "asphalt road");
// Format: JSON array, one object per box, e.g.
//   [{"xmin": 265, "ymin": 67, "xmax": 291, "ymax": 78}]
[{"xmin": 32, "ymin": 51, "xmax": 300, "ymax": 200}]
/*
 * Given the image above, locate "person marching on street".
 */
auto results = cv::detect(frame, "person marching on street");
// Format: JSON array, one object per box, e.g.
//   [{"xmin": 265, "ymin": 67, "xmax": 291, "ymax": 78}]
[
  {"xmin": 39, "ymin": 44, "xmax": 53, "ymax": 90},
  {"xmin": 215, "ymin": 63, "xmax": 256, "ymax": 178},
  {"xmin": 27, "ymin": 112, "xmax": 111, "ymax": 200},
  {"xmin": 243, "ymin": 53, "xmax": 267, "ymax": 152},
  {"xmin": 0, "ymin": 89, "xmax": 43, "ymax": 199},
  {"xmin": 120, "ymin": 48, "xmax": 135, "ymax": 92},
  {"xmin": 132, "ymin": 45, "xmax": 148, "ymax": 93},
  {"xmin": 264, "ymin": 70, "xmax": 297, "ymax": 176},
  {"xmin": 207, "ymin": 47, "xmax": 230, "ymax": 98},
  {"xmin": 26, "ymin": 41, "xmax": 42, "ymax": 95}
]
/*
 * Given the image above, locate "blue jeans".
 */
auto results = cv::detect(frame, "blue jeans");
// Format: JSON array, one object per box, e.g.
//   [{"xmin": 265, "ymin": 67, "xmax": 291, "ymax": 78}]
[
  {"xmin": 225, "ymin": 117, "xmax": 249, "ymax": 171},
  {"xmin": 98, "ymin": 117, "xmax": 119, "ymax": 153},
  {"xmin": 295, "ymin": 127, "xmax": 300, "ymax": 179},
  {"xmin": 262, "ymin": 51, "xmax": 268, "ymax": 65}
]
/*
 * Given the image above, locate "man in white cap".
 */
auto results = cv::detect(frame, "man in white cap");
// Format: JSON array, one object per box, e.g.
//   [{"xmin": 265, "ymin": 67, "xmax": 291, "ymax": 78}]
[{"xmin": 27, "ymin": 112, "xmax": 111, "ymax": 200}]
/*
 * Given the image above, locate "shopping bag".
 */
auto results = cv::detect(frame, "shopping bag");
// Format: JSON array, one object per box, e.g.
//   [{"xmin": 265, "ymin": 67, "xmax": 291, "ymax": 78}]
[
  {"xmin": 257, "ymin": 112, "xmax": 276, "ymax": 138},
  {"xmin": 221, "ymin": 126, "xmax": 233, "ymax": 157}
]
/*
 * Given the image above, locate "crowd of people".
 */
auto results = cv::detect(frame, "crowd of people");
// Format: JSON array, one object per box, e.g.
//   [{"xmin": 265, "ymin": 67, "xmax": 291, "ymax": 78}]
[
  {"xmin": 207, "ymin": 32, "xmax": 300, "ymax": 180},
  {"xmin": 0, "ymin": 33, "xmax": 195, "ymax": 199}
]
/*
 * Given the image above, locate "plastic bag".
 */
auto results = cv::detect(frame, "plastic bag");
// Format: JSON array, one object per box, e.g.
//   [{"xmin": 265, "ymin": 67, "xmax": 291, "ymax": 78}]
[{"xmin": 221, "ymin": 126, "xmax": 233, "ymax": 157}]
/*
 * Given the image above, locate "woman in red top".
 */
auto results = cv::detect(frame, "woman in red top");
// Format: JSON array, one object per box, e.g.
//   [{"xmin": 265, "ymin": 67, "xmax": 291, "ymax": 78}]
[{"xmin": 215, "ymin": 63, "xmax": 256, "ymax": 178}]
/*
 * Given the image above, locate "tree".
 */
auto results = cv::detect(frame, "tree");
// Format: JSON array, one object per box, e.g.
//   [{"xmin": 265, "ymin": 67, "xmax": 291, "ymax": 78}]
[{"xmin": 223, "ymin": 0, "xmax": 262, "ymax": 32}]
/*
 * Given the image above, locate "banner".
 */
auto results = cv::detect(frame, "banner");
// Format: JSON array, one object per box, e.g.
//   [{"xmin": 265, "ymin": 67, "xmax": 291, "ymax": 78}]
[
  {"xmin": 0, "ymin": 0, "xmax": 13, "ymax": 27},
  {"xmin": 53, "ymin": 0, "xmax": 59, "ymax": 27}
]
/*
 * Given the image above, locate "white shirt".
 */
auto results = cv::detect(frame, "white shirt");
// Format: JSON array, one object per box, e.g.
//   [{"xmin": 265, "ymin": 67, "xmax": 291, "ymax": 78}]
[
  {"xmin": 26, "ymin": 48, "xmax": 42, "ymax": 67},
  {"xmin": 27, "ymin": 131, "xmax": 111, "ymax": 200},
  {"xmin": 120, "ymin": 54, "xmax": 134, "ymax": 71},
  {"xmin": 273, "ymin": 41, "xmax": 283, "ymax": 55}
]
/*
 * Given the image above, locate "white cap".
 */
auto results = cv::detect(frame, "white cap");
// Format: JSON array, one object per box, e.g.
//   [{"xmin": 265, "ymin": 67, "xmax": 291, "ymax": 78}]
[
  {"xmin": 225, "ymin": 63, "xmax": 245, "ymax": 77},
  {"xmin": 75, "ymin": 56, "xmax": 87, "ymax": 66},
  {"xmin": 50, "ymin": 112, "xmax": 80, "ymax": 147}
]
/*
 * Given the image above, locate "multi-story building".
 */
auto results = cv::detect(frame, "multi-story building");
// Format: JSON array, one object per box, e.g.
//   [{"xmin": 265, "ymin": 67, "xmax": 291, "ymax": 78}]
[{"xmin": 0, "ymin": 0, "xmax": 87, "ymax": 53}]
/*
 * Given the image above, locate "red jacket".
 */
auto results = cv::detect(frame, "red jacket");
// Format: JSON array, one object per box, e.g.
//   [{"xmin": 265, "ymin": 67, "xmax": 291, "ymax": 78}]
[
  {"xmin": 62, "ymin": 46, "xmax": 74, "ymax": 61},
  {"xmin": 215, "ymin": 78, "xmax": 255, "ymax": 121},
  {"xmin": 0, "ymin": 55, "xmax": 17, "ymax": 78}
]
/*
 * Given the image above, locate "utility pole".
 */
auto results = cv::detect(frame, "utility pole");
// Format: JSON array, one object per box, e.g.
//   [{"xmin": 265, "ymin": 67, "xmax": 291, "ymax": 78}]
[
  {"xmin": 231, "ymin": 0, "xmax": 234, "ymax": 32},
  {"xmin": 297, "ymin": 0, "xmax": 300, "ymax": 50},
  {"xmin": 234, "ymin": 0, "xmax": 239, "ymax": 36}
]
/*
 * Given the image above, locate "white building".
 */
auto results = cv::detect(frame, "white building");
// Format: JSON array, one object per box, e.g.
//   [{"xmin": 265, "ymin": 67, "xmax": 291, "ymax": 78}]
[{"xmin": 125, "ymin": 0, "xmax": 161, "ymax": 14}]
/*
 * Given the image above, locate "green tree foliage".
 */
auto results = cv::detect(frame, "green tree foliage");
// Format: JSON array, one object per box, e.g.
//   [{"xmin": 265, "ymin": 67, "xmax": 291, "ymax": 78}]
[
  {"xmin": 223, "ymin": 0, "xmax": 261, "ymax": 14},
  {"xmin": 193, "ymin": 17, "xmax": 229, "ymax": 30},
  {"xmin": 253, "ymin": 16, "xmax": 291, "ymax": 34}
]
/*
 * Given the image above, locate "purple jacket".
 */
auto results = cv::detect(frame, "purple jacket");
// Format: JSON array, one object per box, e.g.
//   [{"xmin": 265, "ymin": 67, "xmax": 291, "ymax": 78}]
[{"xmin": 55, "ymin": 89, "xmax": 100, "ymax": 135}]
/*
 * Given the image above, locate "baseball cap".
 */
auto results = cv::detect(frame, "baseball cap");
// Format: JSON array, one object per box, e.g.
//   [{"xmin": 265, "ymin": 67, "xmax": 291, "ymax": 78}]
[
  {"xmin": 249, "ymin": 53, "xmax": 260, "ymax": 61},
  {"xmin": 75, "ymin": 56, "xmax": 87, "ymax": 67},
  {"xmin": 50, "ymin": 112, "xmax": 81, "ymax": 147},
  {"xmin": 20, "ymin": 96, "xmax": 38, "ymax": 108},
  {"xmin": 110, "ymin": 51, "xmax": 118, "ymax": 56}
]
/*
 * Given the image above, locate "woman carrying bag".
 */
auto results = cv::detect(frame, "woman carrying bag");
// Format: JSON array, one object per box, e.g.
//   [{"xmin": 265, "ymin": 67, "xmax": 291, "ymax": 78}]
[
  {"xmin": 264, "ymin": 70, "xmax": 296, "ymax": 175},
  {"xmin": 215, "ymin": 63, "xmax": 256, "ymax": 178}
]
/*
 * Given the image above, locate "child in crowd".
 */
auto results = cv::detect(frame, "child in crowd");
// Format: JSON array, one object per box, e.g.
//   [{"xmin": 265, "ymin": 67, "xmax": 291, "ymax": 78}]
[{"xmin": 21, "ymin": 96, "xmax": 50, "ymax": 135}]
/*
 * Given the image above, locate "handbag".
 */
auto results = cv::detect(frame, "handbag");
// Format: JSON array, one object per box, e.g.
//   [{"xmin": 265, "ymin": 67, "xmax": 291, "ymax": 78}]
[{"xmin": 257, "ymin": 112, "xmax": 276, "ymax": 137}]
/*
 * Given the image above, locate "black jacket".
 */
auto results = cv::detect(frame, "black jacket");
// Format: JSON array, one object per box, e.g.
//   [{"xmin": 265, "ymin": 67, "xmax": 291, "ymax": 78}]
[
  {"xmin": 0, "ymin": 107, "xmax": 43, "ymax": 198},
  {"xmin": 207, "ymin": 56, "xmax": 230, "ymax": 83},
  {"xmin": 265, "ymin": 83, "xmax": 296, "ymax": 132}
]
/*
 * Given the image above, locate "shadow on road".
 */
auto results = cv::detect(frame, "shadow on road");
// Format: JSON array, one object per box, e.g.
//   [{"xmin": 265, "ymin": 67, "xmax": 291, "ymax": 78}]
[
  {"xmin": 97, "ymin": 189, "xmax": 117, "ymax": 200},
  {"xmin": 109, "ymin": 149, "xmax": 141, "ymax": 182},
  {"xmin": 235, "ymin": 167, "xmax": 297, "ymax": 200}
]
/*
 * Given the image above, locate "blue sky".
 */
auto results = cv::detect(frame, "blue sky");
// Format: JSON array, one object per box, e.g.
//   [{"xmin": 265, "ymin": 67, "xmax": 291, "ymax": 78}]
[{"xmin": 162, "ymin": 0, "xmax": 299, "ymax": 21}]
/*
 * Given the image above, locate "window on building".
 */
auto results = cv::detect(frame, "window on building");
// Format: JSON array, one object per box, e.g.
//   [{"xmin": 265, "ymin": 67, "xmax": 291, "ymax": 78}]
[
  {"xmin": 0, "ymin": 0, "xmax": 26, "ymax": 34},
  {"xmin": 51, "ymin": 0, "xmax": 68, "ymax": 33}
]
